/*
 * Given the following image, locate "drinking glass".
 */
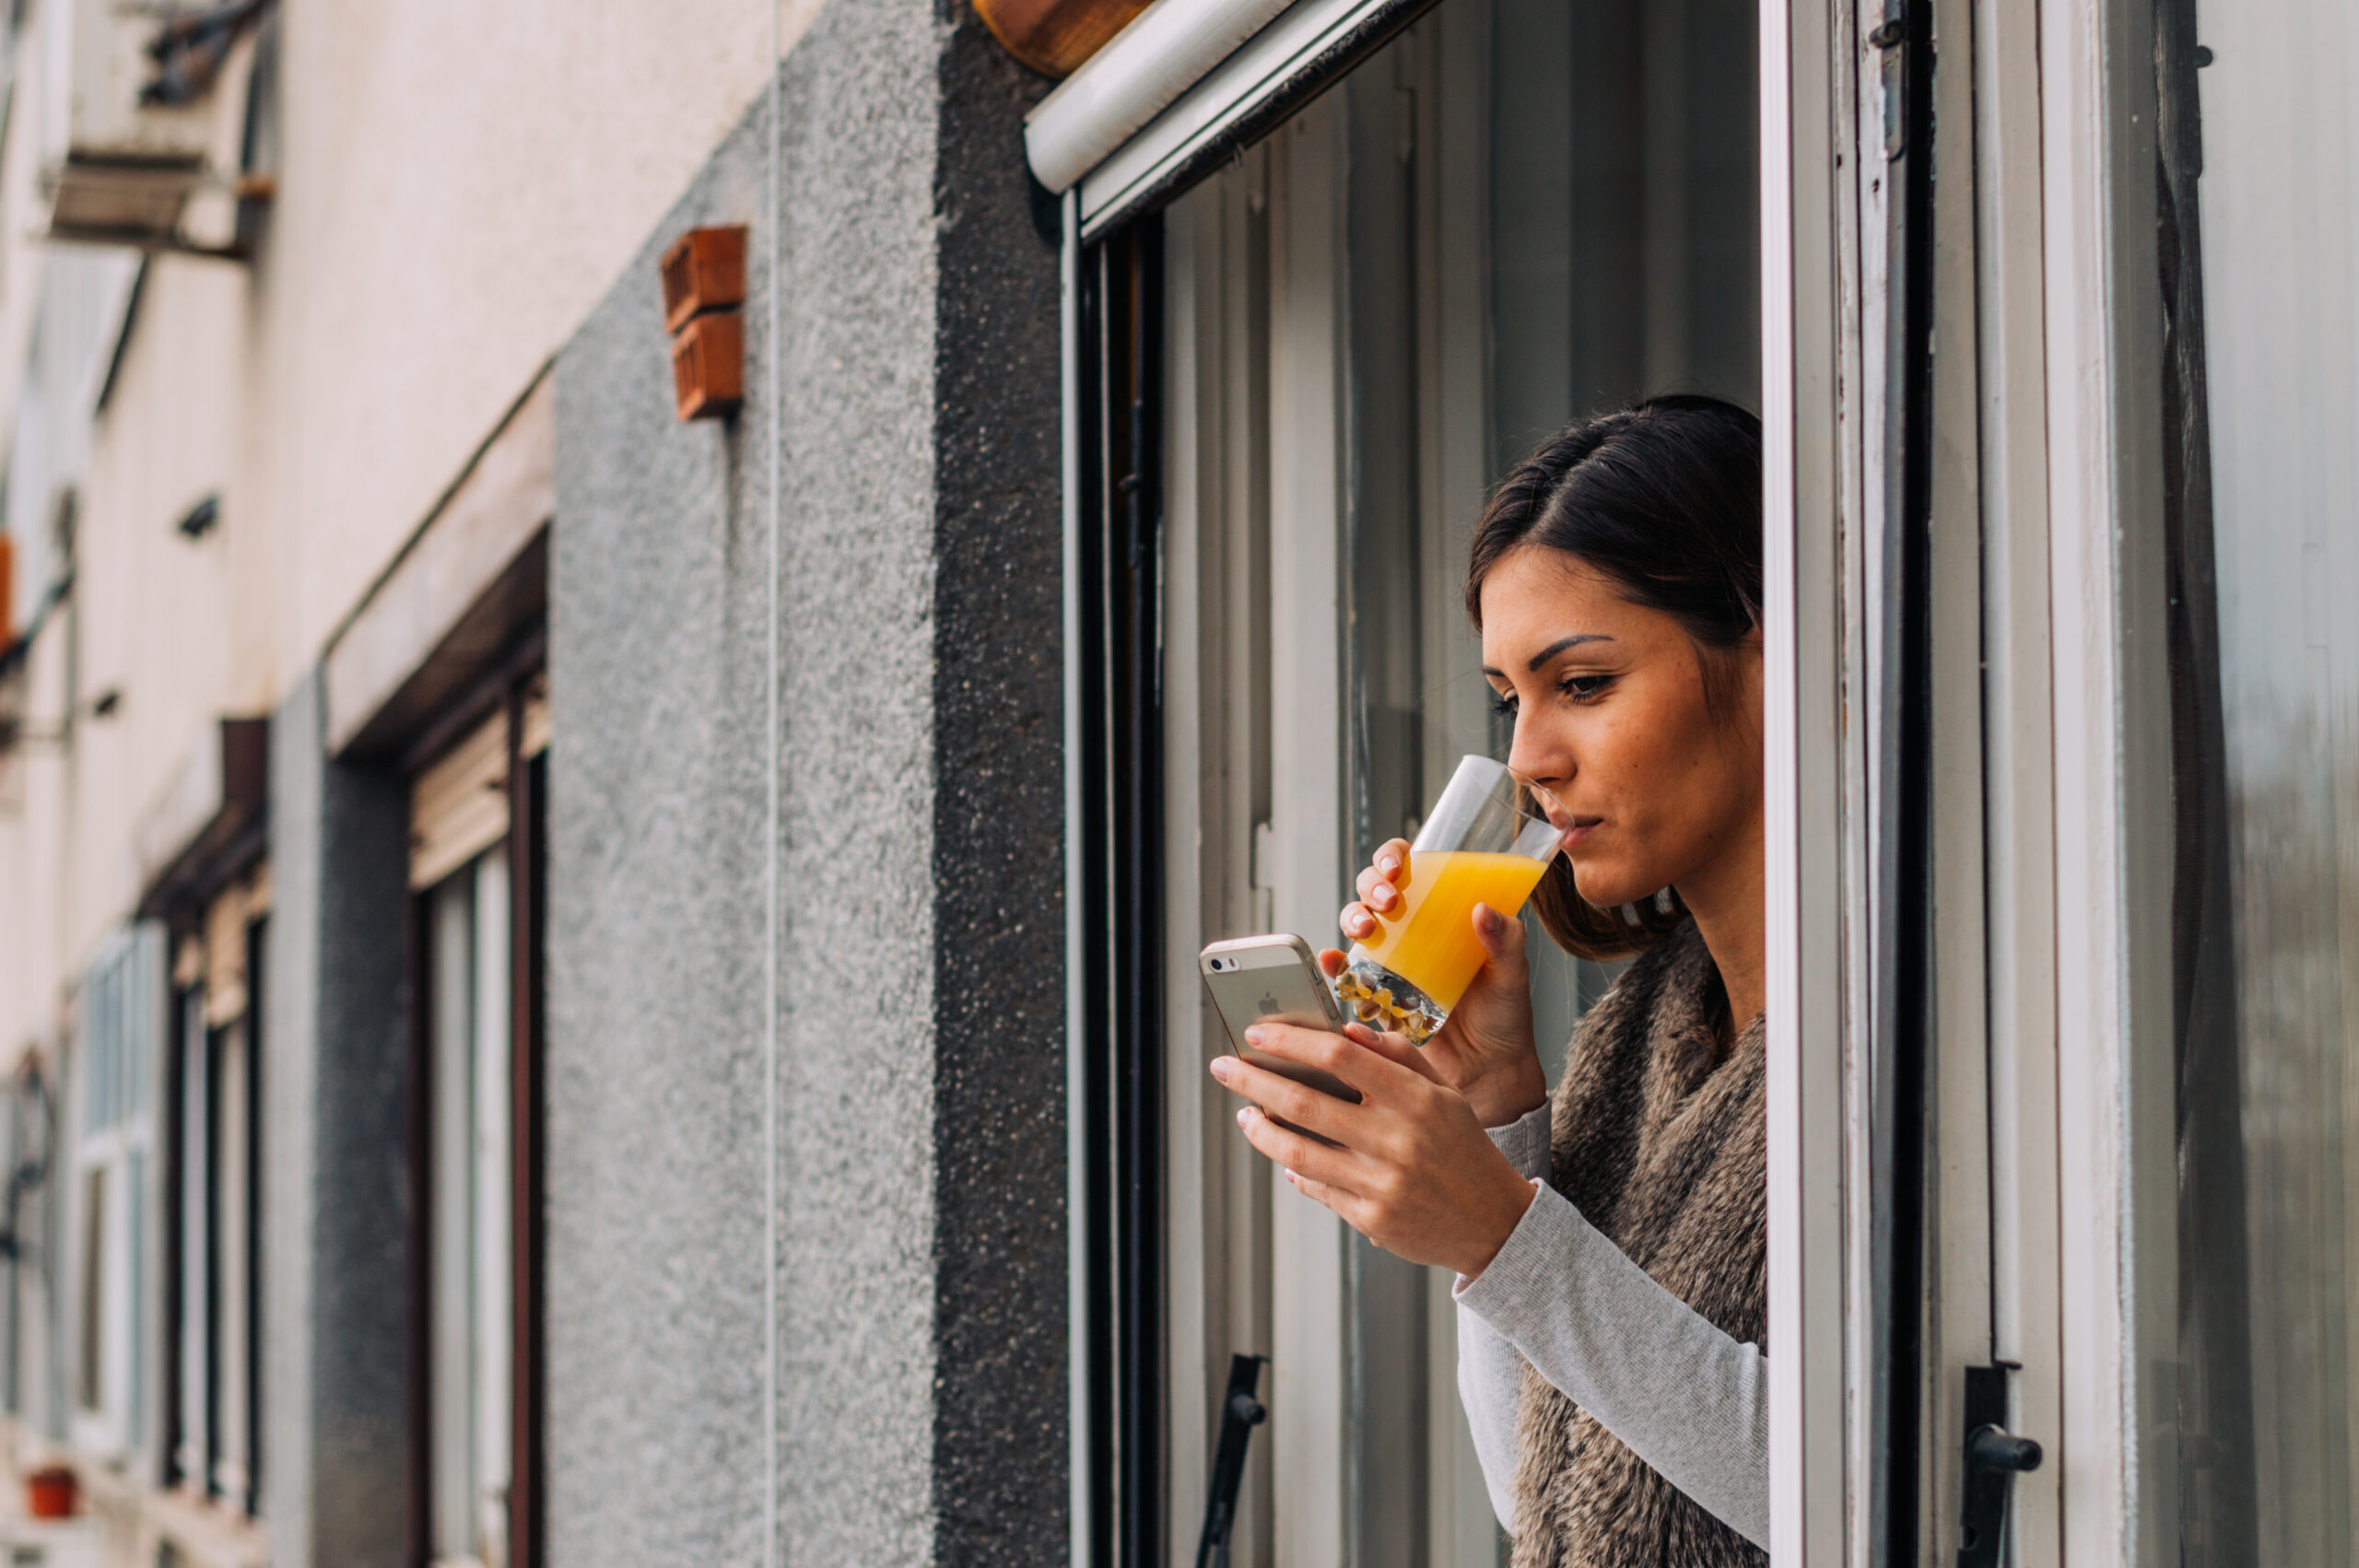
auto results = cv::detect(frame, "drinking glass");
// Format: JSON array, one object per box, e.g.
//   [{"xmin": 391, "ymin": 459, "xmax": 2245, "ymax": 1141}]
[{"xmin": 1334, "ymin": 755, "xmax": 1564, "ymax": 1042}]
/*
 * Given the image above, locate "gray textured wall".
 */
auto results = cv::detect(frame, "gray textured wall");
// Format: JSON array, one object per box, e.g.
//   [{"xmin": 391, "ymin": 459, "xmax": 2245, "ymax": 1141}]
[
  {"xmin": 262, "ymin": 668, "xmax": 414, "ymax": 1568},
  {"xmin": 927, "ymin": 6, "xmax": 1070, "ymax": 1559},
  {"xmin": 542, "ymin": 86, "xmax": 776, "ymax": 1568},
  {"xmin": 545, "ymin": 0, "xmax": 1064, "ymax": 1559}
]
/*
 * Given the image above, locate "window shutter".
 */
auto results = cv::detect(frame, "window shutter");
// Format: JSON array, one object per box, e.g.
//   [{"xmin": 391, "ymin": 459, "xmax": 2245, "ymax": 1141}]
[{"xmin": 410, "ymin": 712, "xmax": 510, "ymax": 890}]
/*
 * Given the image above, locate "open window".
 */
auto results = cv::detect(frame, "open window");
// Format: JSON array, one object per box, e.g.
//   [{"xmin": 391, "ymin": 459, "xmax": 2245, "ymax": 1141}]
[
  {"xmin": 1064, "ymin": 2, "xmax": 1760, "ymax": 1560},
  {"xmin": 1053, "ymin": 0, "xmax": 2359, "ymax": 1560}
]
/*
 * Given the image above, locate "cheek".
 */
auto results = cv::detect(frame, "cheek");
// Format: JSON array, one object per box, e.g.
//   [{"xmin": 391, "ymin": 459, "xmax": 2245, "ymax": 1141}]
[
  {"xmin": 1576, "ymin": 706, "xmax": 1690, "ymax": 794},
  {"xmin": 1569, "ymin": 690, "xmax": 1734, "ymax": 886}
]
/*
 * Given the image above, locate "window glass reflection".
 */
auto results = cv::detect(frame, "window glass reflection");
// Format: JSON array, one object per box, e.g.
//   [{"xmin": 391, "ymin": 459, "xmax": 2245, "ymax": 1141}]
[{"xmin": 2172, "ymin": 0, "xmax": 2359, "ymax": 1558}]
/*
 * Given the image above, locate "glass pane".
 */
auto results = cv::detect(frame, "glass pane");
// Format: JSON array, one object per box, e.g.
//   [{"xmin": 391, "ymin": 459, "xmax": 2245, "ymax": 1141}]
[
  {"xmin": 2173, "ymin": 0, "xmax": 2359, "ymax": 1559},
  {"xmin": 427, "ymin": 847, "xmax": 513, "ymax": 1562},
  {"xmin": 126, "ymin": 1146, "xmax": 146, "ymax": 1445},
  {"xmin": 215, "ymin": 1019, "xmax": 252, "ymax": 1511},
  {"xmin": 179, "ymin": 992, "xmax": 210, "ymax": 1491},
  {"xmin": 86, "ymin": 956, "xmax": 113, "ymax": 1137},
  {"xmin": 1333, "ymin": 7, "xmax": 1757, "ymax": 1562},
  {"xmin": 1162, "ymin": 141, "xmax": 1278, "ymax": 1568},
  {"xmin": 472, "ymin": 849, "xmax": 513, "ymax": 1561},
  {"xmin": 428, "ymin": 868, "xmax": 478, "ymax": 1560},
  {"xmin": 77, "ymin": 1166, "xmax": 104, "ymax": 1413}
]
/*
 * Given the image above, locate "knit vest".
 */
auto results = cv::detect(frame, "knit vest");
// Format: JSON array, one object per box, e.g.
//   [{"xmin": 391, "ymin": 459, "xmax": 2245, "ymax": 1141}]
[{"xmin": 1508, "ymin": 920, "xmax": 1767, "ymax": 1568}]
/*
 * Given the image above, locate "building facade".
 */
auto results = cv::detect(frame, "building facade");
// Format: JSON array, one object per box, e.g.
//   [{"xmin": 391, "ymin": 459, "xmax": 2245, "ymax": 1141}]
[{"xmin": 0, "ymin": 0, "xmax": 2351, "ymax": 1564}]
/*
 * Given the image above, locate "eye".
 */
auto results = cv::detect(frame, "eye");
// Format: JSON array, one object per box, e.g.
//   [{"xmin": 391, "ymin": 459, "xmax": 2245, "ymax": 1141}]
[
  {"xmin": 1487, "ymin": 689, "xmax": 1519, "ymax": 719},
  {"xmin": 1560, "ymin": 673, "xmax": 1616, "ymax": 703}
]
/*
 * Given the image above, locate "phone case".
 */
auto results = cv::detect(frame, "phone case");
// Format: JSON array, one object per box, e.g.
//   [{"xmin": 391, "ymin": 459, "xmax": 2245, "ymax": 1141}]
[{"xmin": 1199, "ymin": 935, "xmax": 1361, "ymax": 1105}]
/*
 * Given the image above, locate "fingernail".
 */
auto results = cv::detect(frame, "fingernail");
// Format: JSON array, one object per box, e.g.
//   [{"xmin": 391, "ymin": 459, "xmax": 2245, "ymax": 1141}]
[
  {"xmin": 1378, "ymin": 855, "xmax": 1399, "ymax": 875},
  {"xmin": 1210, "ymin": 1057, "xmax": 1233, "ymax": 1083},
  {"xmin": 1242, "ymin": 1025, "xmax": 1264, "ymax": 1047},
  {"xmin": 1283, "ymin": 1168, "xmax": 1299, "ymax": 1184},
  {"xmin": 1237, "ymin": 1106, "xmax": 1256, "ymax": 1128}
]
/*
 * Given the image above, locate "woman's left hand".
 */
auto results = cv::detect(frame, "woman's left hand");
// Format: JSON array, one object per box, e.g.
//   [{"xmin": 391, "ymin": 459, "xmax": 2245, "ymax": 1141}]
[{"xmin": 1212, "ymin": 1021, "xmax": 1539, "ymax": 1279}]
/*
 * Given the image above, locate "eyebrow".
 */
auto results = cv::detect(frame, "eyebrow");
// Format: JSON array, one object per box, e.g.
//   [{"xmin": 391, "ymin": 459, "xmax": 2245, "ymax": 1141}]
[{"xmin": 1482, "ymin": 633, "xmax": 1615, "ymax": 679}]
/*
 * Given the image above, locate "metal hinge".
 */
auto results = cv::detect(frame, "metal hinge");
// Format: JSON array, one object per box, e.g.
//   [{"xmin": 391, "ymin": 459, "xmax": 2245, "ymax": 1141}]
[{"xmin": 1870, "ymin": 4, "xmax": 1907, "ymax": 159}]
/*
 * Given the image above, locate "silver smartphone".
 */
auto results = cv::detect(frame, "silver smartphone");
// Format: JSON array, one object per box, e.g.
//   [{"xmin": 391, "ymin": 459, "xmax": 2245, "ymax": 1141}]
[{"xmin": 1199, "ymin": 934, "xmax": 1362, "ymax": 1106}]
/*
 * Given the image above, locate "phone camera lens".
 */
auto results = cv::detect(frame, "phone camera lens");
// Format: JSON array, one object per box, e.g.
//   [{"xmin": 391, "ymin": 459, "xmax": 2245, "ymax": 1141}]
[{"xmin": 1212, "ymin": 958, "xmax": 1228, "ymax": 971}]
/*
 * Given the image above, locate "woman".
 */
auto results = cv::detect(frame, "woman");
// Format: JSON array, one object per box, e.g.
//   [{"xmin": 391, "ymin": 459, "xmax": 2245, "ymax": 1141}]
[{"xmin": 1209, "ymin": 395, "xmax": 1767, "ymax": 1566}]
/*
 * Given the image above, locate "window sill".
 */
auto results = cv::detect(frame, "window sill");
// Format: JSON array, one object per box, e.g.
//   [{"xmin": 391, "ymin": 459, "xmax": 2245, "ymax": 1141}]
[{"xmin": 50, "ymin": 1460, "xmax": 266, "ymax": 1568}]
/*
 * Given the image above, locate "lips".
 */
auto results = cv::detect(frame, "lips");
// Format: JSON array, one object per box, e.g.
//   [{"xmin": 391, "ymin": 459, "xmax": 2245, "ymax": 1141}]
[{"xmin": 1561, "ymin": 817, "xmax": 1604, "ymax": 849}]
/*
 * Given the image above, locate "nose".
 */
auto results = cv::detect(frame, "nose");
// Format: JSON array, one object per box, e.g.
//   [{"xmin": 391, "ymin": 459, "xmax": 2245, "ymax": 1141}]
[{"xmin": 1506, "ymin": 717, "xmax": 1573, "ymax": 802}]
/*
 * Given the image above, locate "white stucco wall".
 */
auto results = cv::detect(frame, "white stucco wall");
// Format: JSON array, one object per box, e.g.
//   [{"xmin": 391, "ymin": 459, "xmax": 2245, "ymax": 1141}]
[
  {"xmin": 252, "ymin": 0, "xmax": 822, "ymax": 672},
  {"xmin": 0, "ymin": 0, "xmax": 826, "ymax": 1043}
]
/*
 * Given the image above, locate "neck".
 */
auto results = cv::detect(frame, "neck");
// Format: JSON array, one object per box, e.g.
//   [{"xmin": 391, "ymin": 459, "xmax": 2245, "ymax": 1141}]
[{"xmin": 1675, "ymin": 813, "xmax": 1767, "ymax": 1037}]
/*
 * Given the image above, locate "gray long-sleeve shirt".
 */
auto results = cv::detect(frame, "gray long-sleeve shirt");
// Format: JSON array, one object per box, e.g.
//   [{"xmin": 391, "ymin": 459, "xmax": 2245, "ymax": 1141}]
[{"xmin": 1453, "ymin": 1106, "xmax": 1770, "ymax": 1549}]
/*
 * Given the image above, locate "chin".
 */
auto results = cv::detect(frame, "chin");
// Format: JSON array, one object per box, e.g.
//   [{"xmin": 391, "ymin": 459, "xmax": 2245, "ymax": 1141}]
[{"xmin": 1569, "ymin": 860, "xmax": 1658, "ymax": 912}]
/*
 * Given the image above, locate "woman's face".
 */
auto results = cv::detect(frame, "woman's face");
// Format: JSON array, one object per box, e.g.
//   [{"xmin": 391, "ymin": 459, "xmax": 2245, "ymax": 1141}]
[{"xmin": 1479, "ymin": 545, "xmax": 1763, "ymax": 911}]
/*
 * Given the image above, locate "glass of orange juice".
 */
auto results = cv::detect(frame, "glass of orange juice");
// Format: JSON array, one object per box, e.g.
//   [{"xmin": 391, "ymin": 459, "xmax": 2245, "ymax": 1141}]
[{"xmin": 1334, "ymin": 755, "xmax": 1564, "ymax": 1042}]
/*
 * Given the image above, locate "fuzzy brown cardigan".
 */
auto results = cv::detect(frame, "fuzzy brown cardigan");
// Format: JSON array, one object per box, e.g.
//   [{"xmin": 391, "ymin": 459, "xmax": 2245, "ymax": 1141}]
[{"xmin": 1508, "ymin": 920, "xmax": 1767, "ymax": 1568}]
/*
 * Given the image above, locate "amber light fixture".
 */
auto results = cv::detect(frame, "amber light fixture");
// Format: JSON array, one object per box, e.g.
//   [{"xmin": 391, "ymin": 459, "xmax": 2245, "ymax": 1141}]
[
  {"xmin": 973, "ymin": 0, "xmax": 1153, "ymax": 77},
  {"xmin": 661, "ymin": 225, "xmax": 747, "ymax": 421}
]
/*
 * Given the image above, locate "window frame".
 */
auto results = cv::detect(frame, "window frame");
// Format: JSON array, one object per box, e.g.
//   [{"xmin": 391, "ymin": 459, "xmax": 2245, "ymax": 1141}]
[
  {"xmin": 1060, "ymin": 5, "xmax": 1878, "ymax": 1566},
  {"xmin": 1051, "ymin": 0, "xmax": 2233, "ymax": 1552},
  {"xmin": 405, "ymin": 667, "xmax": 547, "ymax": 1568},
  {"xmin": 66, "ymin": 923, "xmax": 166, "ymax": 1469},
  {"xmin": 164, "ymin": 871, "xmax": 269, "ymax": 1517}
]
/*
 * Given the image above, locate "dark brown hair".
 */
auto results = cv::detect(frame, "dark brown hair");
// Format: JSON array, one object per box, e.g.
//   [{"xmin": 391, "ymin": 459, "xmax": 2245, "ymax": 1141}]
[{"xmin": 1468, "ymin": 394, "xmax": 1764, "ymax": 960}]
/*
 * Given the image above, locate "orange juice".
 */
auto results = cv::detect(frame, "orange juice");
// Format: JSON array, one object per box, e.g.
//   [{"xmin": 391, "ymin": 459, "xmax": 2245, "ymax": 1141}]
[{"xmin": 1336, "ymin": 849, "xmax": 1550, "ymax": 1038}]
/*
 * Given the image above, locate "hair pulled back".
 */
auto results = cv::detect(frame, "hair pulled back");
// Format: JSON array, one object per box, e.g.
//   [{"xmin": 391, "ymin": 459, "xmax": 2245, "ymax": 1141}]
[{"xmin": 1467, "ymin": 393, "xmax": 1764, "ymax": 960}]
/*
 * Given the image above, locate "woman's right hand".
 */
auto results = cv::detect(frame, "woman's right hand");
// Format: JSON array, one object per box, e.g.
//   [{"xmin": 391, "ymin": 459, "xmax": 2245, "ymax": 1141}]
[{"xmin": 1325, "ymin": 838, "xmax": 1549, "ymax": 1129}]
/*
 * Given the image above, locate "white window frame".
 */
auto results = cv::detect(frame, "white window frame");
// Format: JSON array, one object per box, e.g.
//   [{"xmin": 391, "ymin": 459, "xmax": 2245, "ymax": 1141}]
[
  {"xmin": 175, "ymin": 980, "xmax": 210, "ymax": 1493},
  {"xmin": 415, "ymin": 688, "xmax": 540, "ymax": 1567},
  {"xmin": 68, "ymin": 922, "xmax": 166, "ymax": 1467},
  {"xmin": 2036, "ymin": 0, "xmax": 2180, "ymax": 1562},
  {"xmin": 210, "ymin": 1008, "xmax": 257, "ymax": 1511},
  {"xmin": 1768, "ymin": 0, "xmax": 2181, "ymax": 1563},
  {"xmin": 422, "ymin": 842, "xmax": 514, "ymax": 1568}
]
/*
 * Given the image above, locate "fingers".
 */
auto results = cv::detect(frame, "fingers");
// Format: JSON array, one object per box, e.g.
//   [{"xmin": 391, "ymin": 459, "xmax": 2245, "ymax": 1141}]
[
  {"xmin": 1343, "ymin": 1021, "xmax": 1443, "ymax": 1083},
  {"xmin": 1473, "ymin": 902, "xmax": 1529, "ymax": 965},
  {"xmin": 1282, "ymin": 1165, "xmax": 1369, "ymax": 1224},
  {"xmin": 1211, "ymin": 1049, "xmax": 1361, "ymax": 1138},
  {"xmin": 1235, "ymin": 1104, "xmax": 1361, "ymax": 1191},
  {"xmin": 1319, "ymin": 947, "xmax": 1348, "ymax": 977},
  {"xmin": 1342, "ymin": 840, "xmax": 1414, "ymax": 942},
  {"xmin": 1241, "ymin": 1020, "xmax": 1393, "ymax": 1095}
]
